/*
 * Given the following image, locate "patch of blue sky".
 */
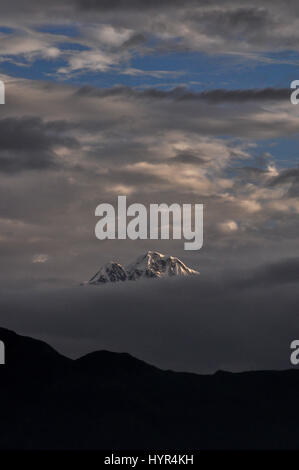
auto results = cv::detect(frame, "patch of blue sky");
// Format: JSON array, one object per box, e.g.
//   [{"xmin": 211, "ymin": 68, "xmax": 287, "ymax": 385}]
[
  {"xmin": 34, "ymin": 24, "xmax": 80, "ymax": 37},
  {"xmin": 57, "ymin": 42, "xmax": 89, "ymax": 52},
  {"xmin": 0, "ymin": 56, "xmax": 67, "ymax": 81},
  {"xmin": 0, "ymin": 26, "xmax": 14, "ymax": 34},
  {"xmin": 224, "ymin": 137, "xmax": 299, "ymax": 174},
  {"xmin": 131, "ymin": 49, "xmax": 299, "ymax": 91},
  {"xmin": 253, "ymin": 138, "xmax": 299, "ymax": 168}
]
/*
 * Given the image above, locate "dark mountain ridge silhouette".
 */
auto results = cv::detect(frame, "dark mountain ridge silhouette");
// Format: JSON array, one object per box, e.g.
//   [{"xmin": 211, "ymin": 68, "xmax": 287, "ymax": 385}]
[{"xmin": 0, "ymin": 327, "xmax": 299, "ymax": 450}]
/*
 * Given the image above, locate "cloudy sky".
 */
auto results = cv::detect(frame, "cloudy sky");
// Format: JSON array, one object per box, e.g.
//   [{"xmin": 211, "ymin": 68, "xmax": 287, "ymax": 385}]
[{"xmin": 0, "ymin": 1, "xmax": 298, "ymax": 371}]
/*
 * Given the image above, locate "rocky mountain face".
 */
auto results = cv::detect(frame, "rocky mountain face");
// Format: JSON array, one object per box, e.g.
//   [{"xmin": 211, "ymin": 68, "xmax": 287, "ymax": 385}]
[
  {"xmin": 86, "ymin": 251, "xmax": 199, "ymax": 285},
  {"xmin": 87, "ymin": 262, "xmax": 127, "ymax": 284}
]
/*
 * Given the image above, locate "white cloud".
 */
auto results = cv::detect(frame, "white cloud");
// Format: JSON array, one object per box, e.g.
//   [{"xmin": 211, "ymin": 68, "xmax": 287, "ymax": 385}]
[
  {"xmin": 218, "ymin": 220, "xmax": 239, "ymax": 233},
  {"xmin": 57, "ymin": 49, "xmax": 122, "ymax": 74},
  {"xmin": 32, "ymin": 254, "xmax": 49, "ymax": 263}
]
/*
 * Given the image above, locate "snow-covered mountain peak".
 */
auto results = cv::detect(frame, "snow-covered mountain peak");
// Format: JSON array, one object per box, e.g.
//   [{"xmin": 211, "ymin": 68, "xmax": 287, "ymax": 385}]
[
  {"xmin": 126, "ymin": 251, "xmax": 199, "ymax": 280},
  {"xmin": 88, "ymin": 261, "xmax": 127, "ymax": 284},
  {"xmin": 86, "ymin": 251, "xmax": 199, "ymax": 285}
]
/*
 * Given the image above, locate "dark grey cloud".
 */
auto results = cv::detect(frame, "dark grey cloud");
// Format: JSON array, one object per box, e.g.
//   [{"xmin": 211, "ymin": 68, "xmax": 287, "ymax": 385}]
[
  {"xmin": 170, "ymin": 150, "xmax": 207, "ymax": 165},
  {"xmin": 2, "ymin": 0, "xmax": 299, "ymax": 63},
  {"xmin": 237, "ymin": 257, "xmax": 299, "ymax": 288},
  {"xmin": 74, "ymin": 0, "xmax": 201, "ymax": 11},
  {"xmin": 75, "ymin": 85, "xmax": 290, "ymax": 103},
  {"xmin": 270, "ymin": 168, "xmax": 299, "ymax": 185},
  {"xmin": 69, "ymin": 84, "xmax": 298, "ymax": 141},
  {"xmin": 0, "ymin": 117, "xmax": 78, "ymax": 173},
  {"xmin": 197, "ymin": 88, "xmax": 290, "ymax": 103},
  {"xmin": 87, "ymin": 141, "xmax": 152, "ymax": 164},
  {"xmin": 0, "ymin": 275, "xmax": 297, "ymax": 374},
  {"xmin": 187, "ymin": 7, "xmax": 271, "ymax": 41},
  {"xmin": 121, "ymin": 33, "xmax": 147, "ymax": 49},
  {"xmin": 269, "ymin": 168, "xmax": 299, "ymax": 197}
]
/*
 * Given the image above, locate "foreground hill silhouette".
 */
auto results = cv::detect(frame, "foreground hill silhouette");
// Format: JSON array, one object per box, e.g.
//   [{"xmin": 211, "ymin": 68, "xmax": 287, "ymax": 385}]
[{"xmin": 0, "ymin": 327, "xmax": 299, "ymax": 450}]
